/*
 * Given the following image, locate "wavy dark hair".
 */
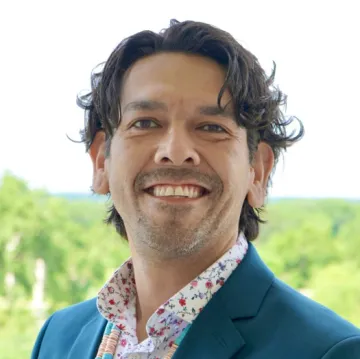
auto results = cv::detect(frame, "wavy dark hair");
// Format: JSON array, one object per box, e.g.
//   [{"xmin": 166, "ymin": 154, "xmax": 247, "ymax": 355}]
[{"xmin": 77, "ymin": 19, "xmax": 304, "ymax": 241}]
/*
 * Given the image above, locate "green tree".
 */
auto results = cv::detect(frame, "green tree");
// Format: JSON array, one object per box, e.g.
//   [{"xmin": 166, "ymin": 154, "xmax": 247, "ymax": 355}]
[{"xmin": 310, "ymin": 262, "xmax": 360, "ymax": 326}]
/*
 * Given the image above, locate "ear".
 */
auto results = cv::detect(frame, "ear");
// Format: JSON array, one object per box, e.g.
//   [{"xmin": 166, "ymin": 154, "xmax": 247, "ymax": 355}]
[
  {"xmin": 89, "ymin": 131, "xmax": 110, "ymax": 195},
  {"xmin": 247, "ymin": 142, "xmax": 274, "ymax": 208}
]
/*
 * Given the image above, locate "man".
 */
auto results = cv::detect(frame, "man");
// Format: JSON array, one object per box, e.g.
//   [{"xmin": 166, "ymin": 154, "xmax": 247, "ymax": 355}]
[{"xmin": 32, "ymin": 20, "xmax": 360, "ymax": 358}]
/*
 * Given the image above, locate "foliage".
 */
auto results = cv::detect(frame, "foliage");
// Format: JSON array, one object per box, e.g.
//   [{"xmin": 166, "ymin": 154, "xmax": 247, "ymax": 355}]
[{"xmin": 0, "ymin": 173, "xmax": 359, "ymax": 358}]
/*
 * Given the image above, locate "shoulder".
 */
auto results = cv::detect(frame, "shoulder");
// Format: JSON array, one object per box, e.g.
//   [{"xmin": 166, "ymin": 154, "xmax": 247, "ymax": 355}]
[
  {"xmin": 43, "ymin": 297, "xmax": 102, "ymax": 341},
  {"xmin": 49, "ymin": 297, "xmax": 99, "ymax": 325},
  {"xmin": 269, "ymin": 278, "xmax": 359, "ymax": 335},
  {"xmin": 31, "ymin": 298, "xmax": 105, "ymax": 359},
  {"xmin": 266, "ymin": 278, "xmax": 360, "ymax": 356},
  {"xmin": 228, "ymin": 243, "xmax": 360, "ymax": 357}
]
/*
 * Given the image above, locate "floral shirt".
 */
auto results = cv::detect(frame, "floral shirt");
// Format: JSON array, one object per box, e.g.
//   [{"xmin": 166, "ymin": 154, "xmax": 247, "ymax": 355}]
[{"xmin": 97, "ymin": 233, "xmax": 248, "ymax": 359}]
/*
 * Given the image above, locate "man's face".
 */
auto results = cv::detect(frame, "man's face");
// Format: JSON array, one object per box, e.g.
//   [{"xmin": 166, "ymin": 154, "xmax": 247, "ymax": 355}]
[{"xmin": 103, "ymin": 53, "xmax": 261, "ymax": 258}]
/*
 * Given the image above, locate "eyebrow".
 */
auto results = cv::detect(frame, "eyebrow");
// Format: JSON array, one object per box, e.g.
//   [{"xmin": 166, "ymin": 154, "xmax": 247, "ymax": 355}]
[
  {"xmin": 123, "ymin": 100, "xmax": 167, "ymax": 113},
  {"xmin": 123, "ymin": 99, "xmax": 234, "ymax": 119},
  {"xmin": 198, "ymin": 105, "xmax": 234, "ymax": 118}
]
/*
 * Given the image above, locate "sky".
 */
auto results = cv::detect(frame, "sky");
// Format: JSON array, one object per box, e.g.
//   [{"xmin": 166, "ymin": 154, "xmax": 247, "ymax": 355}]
[{"xmin": 0, "ymin": 0, "xmax": 359, "ymax": 198}]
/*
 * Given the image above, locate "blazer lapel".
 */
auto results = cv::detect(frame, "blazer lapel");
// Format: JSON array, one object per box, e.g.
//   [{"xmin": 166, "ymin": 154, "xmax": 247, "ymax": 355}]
[
  {"xmin": 173, "ymin": 243, "xmax": 274, "ymax": 359},
  {"xmin": 218, "ymin": 243, "xmax": 275, "ymax": 320},
  {"xmin": 173, "ymin": 291, "xmax": 245, "ymax": 359},
  {"xmin": 67, "ymin": 312, "xmax": 107, "ymax": 359}
]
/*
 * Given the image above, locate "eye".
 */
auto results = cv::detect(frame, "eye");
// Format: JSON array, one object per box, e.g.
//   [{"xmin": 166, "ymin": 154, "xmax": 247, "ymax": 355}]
[
  {"xmin": 199, "ymin": 124, "xmax": 226, "ymax": 133},
  {"xmin": 132, "ymin": 119, "xmax": 159, "ymax": 129}
]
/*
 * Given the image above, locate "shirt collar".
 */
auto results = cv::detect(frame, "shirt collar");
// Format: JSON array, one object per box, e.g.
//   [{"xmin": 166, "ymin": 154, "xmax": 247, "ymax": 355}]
[{"xmin": 97, "ymin": 233, "xmax": 248, "ymax": 338}]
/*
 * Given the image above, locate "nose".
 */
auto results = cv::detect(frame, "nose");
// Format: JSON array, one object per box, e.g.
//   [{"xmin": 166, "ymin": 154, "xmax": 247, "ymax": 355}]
[{"xmin": 154, "ymin": 128, "xmax": 200, "ymax": 166}]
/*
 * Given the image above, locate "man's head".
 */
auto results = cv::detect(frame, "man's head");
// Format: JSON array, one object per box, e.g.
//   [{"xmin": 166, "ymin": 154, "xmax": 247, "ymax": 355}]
[{"xmin": 78, "ymin": 20, "xmax": 303, "ymax": 258}]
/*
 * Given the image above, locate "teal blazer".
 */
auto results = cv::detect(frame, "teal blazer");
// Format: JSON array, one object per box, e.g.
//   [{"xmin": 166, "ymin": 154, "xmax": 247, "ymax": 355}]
[{"xmin": 31, "ymin": 243, "xmax": 360, "ymax": 358}]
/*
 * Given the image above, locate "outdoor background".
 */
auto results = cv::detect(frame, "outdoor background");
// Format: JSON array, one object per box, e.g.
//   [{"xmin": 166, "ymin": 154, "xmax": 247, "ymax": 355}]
[{"xmin": 0, "ymin": 0, "xmax": 359, "ymax": 358}]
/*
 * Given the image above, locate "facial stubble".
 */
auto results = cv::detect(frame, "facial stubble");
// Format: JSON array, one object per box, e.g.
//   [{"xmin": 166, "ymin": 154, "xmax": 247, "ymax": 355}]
[{"xmin": 131, "ymin": 168, "xmax": 224, "ymax": 260}]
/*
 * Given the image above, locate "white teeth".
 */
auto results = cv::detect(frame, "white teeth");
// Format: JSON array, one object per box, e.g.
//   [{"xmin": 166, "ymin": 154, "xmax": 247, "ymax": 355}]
[
  {"xmin": 189, "ymin": 187, "xmax": 194, "ymax": 197},
  {"xmin": 165, "ymin": 186, "xmax": 173, "ymax": 196},
  {"xmin": 174, "ymin": 187, "xmax": 183, "ymax": 196},
  {"xmin": 183, "ymin": 187, "xmax": 190, "ymax": 197},
  {"xmin": 153, "ymin": 187, "xmax": 161, "ymax": 197},
  {"xmin": 150, "ymin": 185, "xmax": 203, "ymax": 198}
]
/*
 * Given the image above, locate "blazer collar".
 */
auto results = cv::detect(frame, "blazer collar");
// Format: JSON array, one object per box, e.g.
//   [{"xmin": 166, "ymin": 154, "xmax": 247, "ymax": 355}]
[
  {"xmin": 173, "ymin": 243, "xmax": 274, "ymax": 359},
  {"xmin": 218, "ymin": 242, "xmax": 275, "ymax": 319}
]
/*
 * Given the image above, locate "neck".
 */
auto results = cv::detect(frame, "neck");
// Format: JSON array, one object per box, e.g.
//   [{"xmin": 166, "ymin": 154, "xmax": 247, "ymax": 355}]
[{"xmin": 129, "ymin": 232, "xmax": 237, "ymax": 333}]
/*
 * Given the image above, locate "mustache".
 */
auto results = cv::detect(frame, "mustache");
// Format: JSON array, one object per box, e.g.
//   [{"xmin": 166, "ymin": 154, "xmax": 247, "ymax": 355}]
[{"xmin": 134, "ymin": 168, "xmax": 222, "ymax": 192}]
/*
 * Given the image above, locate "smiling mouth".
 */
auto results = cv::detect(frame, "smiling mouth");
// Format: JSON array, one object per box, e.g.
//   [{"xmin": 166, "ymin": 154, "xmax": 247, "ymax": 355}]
[{"xmin": 144, "ymin": 184, "xmax": 210, "ymax": 200}]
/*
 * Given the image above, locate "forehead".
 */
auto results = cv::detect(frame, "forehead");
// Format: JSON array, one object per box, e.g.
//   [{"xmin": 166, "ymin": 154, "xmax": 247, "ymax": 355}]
[{"xmin": 121, "ymin": 52, "xmax": 230, "ymax": 108}]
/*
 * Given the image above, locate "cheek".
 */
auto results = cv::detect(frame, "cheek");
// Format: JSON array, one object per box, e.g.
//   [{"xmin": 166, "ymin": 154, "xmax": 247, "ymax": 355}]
[
  {"xmin": 211, "ymin": 145, "xmax": 250, "ymax": 193},
  {"xmin": 108, "ymin": 138, "xmax": 147, "ymax": 199},
  {"xmin": 226, "ymin": 167, "xmax": 251, "ymax": 213},
  {"xmin": 107, "ymin": 140, "xmax": 133, "ymax": 199}
]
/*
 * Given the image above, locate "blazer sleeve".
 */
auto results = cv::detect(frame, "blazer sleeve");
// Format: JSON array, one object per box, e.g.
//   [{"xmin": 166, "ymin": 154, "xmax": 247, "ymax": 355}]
[
  {"xmin": 30, "ymin": 315, "xmax": 54, "ymax": 359},
  {"xmin": 321, "ymin": 335, "xmax": 360, "ymax": 359}
]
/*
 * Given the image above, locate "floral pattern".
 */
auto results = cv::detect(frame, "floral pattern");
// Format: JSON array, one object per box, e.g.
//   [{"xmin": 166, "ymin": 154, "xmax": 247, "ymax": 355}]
[{"xmin": 97, "ymin": 233, "xmax": 248, "ymax": 359}]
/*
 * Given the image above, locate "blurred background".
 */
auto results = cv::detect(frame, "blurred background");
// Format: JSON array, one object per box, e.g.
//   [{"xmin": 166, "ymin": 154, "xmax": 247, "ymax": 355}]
[{"xmin": 0, "ymin": 0, "xmax": 359, "ymax": 357}]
